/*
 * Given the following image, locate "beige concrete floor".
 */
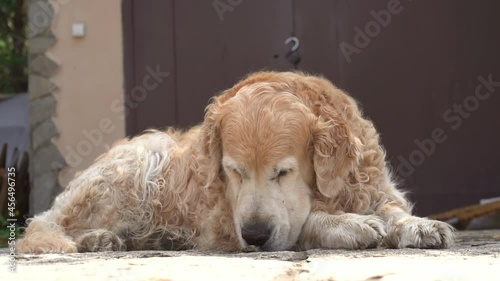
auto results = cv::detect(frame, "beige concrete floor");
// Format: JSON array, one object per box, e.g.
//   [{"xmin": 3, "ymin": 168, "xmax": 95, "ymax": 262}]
[{"xmin": 2, "ymin": 230, "xmax": 499, "ymax": 281}]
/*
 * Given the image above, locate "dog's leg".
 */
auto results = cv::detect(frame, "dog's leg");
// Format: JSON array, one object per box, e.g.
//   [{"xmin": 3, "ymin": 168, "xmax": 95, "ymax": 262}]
[
  {"xmin": 377, "ymin": 203, "xmax": 455, "ymax": 249},
  {"xmin": 17, "ymin": 213, "xmax": 78, "ymax": 254},
  {"xmin": 75, "ymin": 229, "xmax": 126, "ymax": 252},
  {"xmin": 297, "ymin": 211, "xmax": 386, "ymax": 250}
]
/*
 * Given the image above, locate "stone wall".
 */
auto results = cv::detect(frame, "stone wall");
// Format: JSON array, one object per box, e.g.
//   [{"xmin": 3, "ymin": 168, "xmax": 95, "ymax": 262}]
[{"xmin": 28, "ymin": 0, "xmax": 65, "ymax": 214}]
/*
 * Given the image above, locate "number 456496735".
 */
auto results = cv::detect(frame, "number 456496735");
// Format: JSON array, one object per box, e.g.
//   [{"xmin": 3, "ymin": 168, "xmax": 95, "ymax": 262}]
[{"xmin": 7, "ymin": 167, "xmax": 16, "ymax": 217}]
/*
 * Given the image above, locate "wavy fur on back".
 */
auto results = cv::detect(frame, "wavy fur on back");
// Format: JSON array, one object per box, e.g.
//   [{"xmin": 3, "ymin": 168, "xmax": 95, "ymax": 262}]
[{"xmin": 17, "ymin": 71, "xmax": 453, "ymax": 254}]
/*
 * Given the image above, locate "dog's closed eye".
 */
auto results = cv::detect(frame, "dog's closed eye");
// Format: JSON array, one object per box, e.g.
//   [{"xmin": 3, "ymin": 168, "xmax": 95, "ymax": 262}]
[
  {"xmin": 278, "ymin": 169, "xmax": 290, "ymax": 177},
  {"xmin": 223, "ymin": 164, "xmax": 249, "ymax": 182},
  {"xmin": 272, "ymin": 168, "xmax": 292, "ymax": 181}
]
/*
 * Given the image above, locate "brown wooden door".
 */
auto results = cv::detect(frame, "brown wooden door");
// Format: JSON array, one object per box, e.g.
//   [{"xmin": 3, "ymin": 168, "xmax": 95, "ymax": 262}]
[
  {"xmin": 124, "ymin": 0, "xmax": 296, "ymax": 131},
  {"xmin": 123, "ymin": 0, "xmax": 500, "ymax": 215}
]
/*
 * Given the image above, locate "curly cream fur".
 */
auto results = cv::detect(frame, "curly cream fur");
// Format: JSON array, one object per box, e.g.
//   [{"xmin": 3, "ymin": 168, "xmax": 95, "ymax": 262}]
[{"xmin": 17, "ymin": 71, "xmax": 454, "ymax": 254}]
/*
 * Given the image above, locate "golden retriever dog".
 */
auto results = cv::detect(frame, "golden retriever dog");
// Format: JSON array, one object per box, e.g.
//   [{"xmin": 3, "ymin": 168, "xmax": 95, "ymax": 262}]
[{"xmin": 18, "ymin": 71, "xmax": 454, "ymax": 253}]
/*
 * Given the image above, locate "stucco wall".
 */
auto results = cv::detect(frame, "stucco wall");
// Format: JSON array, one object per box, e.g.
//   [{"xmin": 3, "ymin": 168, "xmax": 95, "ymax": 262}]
[{"xmin": 50, "ymin": 0, "xmax": 125, "ymax": 186}]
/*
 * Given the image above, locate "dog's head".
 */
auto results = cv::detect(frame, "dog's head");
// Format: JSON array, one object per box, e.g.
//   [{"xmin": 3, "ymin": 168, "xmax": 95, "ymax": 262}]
[{"xmin": 200, "ymin": 72, "xmax": 364, "ymax": 251}]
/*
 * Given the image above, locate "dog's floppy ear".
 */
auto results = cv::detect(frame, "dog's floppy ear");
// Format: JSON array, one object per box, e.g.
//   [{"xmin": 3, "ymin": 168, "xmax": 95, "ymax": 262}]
[
  {"xmin": 311, "ymin": 105, "xmax": 363, "ymax": 198},
  {"xmin": 299, "ymin": 78, "xmax": 365, "ymax": 199},
  {"xmin": 199, "ymin": 83, "xmax": 243, "ymax": 187},
  {"xmin": 199, "ymin": 96, "xmax": 224, "ymax": 188}
]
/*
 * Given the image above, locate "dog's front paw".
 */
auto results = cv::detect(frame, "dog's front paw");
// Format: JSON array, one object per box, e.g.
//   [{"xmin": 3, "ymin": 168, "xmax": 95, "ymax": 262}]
[
  {"xmin": 327, "ymin": 214, "xmax": 387, "ymax": 250},
  {"xmin": 76, "ymin": 229, "xmax": 126, "ymax": 252},
  {"xmin": 386, "ymin": 217, "xmax": 455, "ymax": 249}
]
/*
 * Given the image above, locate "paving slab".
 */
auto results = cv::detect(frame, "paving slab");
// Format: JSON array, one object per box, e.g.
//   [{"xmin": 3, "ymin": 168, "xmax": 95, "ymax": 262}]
[{"xmin": 1, "ymin": 230, "xmax": 499, "ymax": 281}]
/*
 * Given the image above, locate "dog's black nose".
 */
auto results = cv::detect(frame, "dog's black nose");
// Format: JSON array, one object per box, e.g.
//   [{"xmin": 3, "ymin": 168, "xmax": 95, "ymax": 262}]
[{"xmin": 241, "ymin": 224, "xmax": 272, "ymax": 247}]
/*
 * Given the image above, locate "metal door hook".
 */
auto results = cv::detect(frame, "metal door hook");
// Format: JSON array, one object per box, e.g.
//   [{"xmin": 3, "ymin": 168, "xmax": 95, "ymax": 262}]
[{"xmin": 285, "ymin": 36, "xmax": 300, "ymax": 52}]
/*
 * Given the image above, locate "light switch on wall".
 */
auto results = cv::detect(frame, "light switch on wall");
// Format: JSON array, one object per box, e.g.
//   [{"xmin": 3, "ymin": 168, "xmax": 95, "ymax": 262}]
[{"xmin": 72, "ymin": 23, "xmax": 85, "ymax": 37}]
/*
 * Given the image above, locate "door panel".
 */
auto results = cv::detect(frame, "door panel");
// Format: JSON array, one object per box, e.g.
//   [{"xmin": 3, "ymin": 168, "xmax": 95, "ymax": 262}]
[
  {"xmin": 123, "ymin": 0, "xmax": 177, "ymax": 135},
  {"xmin": 174, "ymin": 0, "xmax": 294, "ymax": 127}
]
